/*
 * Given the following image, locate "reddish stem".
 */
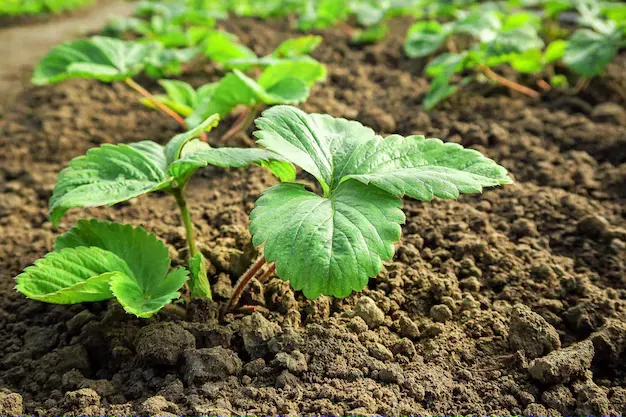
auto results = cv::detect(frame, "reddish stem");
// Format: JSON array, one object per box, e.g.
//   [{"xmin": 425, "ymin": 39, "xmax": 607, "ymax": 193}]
[
  {"xmin": 222, "ymin": 256, "xmax": 267, "ymax": 315},
  {"xmin": 125, "ymin": 78, "xmax": 187, "ymax": 128},
  {"xmin": 257, "ymin": 263, "xmax": 276, "ymax": 284},
  {"xmin": 221, "ymin": 105, "xmax": 258, "ymax": 143},
  {"xmin": 480, "ymin": 67, "xmax": 540, "ymax": 98}
]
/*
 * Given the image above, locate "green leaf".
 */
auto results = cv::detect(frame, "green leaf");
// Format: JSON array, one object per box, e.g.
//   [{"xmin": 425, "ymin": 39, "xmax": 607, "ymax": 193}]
[
  {"xmin": 49, "ymin": 143, "xmax": 171, "ymax": 227},
  {"xmin": 164, "ymin": 114, "xmax": 220, "ymax": 164},
  {"xmin": 453, "ymin": 10, "xmax": 501, "ymax": 42},
  {"xmin": 32, "ymin": 36, "xmax": 153, "ymax": 85},
  {"xmin": 258, "ymin": 59, "xmax": 327, "ymax": 88},
  {"xmin": 55, "ymin": 219, "xmax": 188, "ymax": 318},
  {"xmin": 424, "ymin": 74, "xmax": 458, "ymax": 109},
  {"xmin": 425, "ymin": 52, "xmax": 468, "ymax": 77},
  {"xmin": 144, "ymin": 47, "xmax": 197, "ymax": 79},
  {"xmin": 54, "ymin": 219, "xmax": 170, "ymax": 288},
  {"xmin": 15, "ymin": 247, "xmax": 129, "ymax": 303},
  {"xmin": 260, "ymin": 160, "xmax": 297, "ymax": 183},
  {"xmin": 111, "ymin": 267, "xmax": 188, "ymax": 318},
  {"xmin": 273, "ymin": 35, "xmax": 322, "ymax": 58},
  {"xmin": 509, "ymin": 49, "xmax": 544, "ymax": 73},
  {"xmin": 543, "ymin": 39, "xmax": 567, "ymax": 63},
  {"xmin": 404, "ymin": 21, "xmax": 449, "ymax": 58},
  {"xmin": 254, "ymin": 106, "xmax": 512, "ymax": 196},
  {"xmin": 351, "ymin": 24, "xmax": 389, "ymax": 45},
  {"xmin": 168, "ymin": 141, "xmax": 294, "ymax": 185},
  {"xmin": 485, "ymin": 27, "xmax": 544, "ymax": 58},
  {"xmin": 189, "ymin": 253, "xmax": 211, "ymax": 298},
  {"xmin": 563, "ymin": 29, "xmax": 620, "ymax": 77},
  {"xmin": 250, "ymin": 181, "xmax": 404, "ymax": 299},
  {"xmin": 204, "ymin": 31, "xmax": 257, "ymax": 64}
]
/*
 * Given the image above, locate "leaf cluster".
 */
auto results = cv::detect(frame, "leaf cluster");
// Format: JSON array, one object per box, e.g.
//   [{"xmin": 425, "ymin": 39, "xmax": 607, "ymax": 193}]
[{"xmin": 0, "ymin": 0, "xmax": 93, "ymax": 16}]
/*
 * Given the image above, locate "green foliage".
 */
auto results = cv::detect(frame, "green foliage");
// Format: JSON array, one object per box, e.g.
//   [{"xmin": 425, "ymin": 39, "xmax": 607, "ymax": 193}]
[
  {"xmin": 0, "ymin": 0, "xmax": 93, "ymax": 16},
  {"xmin": 250, "ymin": 105, "xmax": 512, "ymax": 298},
  {"xmin": 16, "ymin": 220, "xmax": 188, "ymax": 318},
  {"xmin": 186, "ymin": 60, "xmax": 326, "ymax": 127},
  {"xmin": 50, "ymin": 115, "xmax": 291, "ymax": 226},
  {"xmin": 141, "ymin": 79, "xmax": 216, "ymax": 117},
  {"xmin": 563, "ymin": 29, "xmax": 623, "ymax": 77},
  {"xmin": 32, "ymin": 36, "xmax": 154, "ymax": 85}
]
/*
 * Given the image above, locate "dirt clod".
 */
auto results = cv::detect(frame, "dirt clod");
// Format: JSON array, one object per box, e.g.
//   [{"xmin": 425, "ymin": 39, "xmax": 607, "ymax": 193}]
[
  {"xmin": 183, "ymin": 347, "xmax": 243, "ymax": 385},
  {"xmin": 239, "ymin": 312, "xmax": 281, "ymax": 358},
  {"xmin": 270, "ymin": 350, "xmax": 308, "ymax": 374},
  {"xmin": 0, "ymin": 392, "xmax": 23, "ymax": 416},
  {"xmin": 135, "ymin": 322, "xmax": 195, "ymax": 366},
  {"xmin": 529, "ymin": 340, "xmax": 595, "ymax": 384},
  {"xmin": 355, "ymin": 296, "xmax": 385, "ymax": 328},
  {"xmin": 508, "ymin": 303, "xmax": 561, "ymax": 359}
]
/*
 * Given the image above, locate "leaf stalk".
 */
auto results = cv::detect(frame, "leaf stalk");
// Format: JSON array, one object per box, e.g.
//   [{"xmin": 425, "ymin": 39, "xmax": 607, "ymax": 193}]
[
  {"xmin": 222, "ymin": 255, "xmax": 267, "ymax": 315},
  {"xmin": 171, "ymin": 186, "xmax": 197, "ymax": 258},
  {"xmin": 479, "ymin": 66, "xmax": 540, "ymax": 98},
  {"xmin": 222, "ymin": 105, "xmax": 260, "ymax": 142},
  {"xmin": 124, "ymin": 78, "xmax": 188, "ymax": 128}
]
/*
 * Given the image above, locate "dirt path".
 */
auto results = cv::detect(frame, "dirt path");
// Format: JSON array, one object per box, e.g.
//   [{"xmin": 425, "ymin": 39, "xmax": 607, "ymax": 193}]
[{"xmin": 0, "ymin": 0, "xmax": 133, "ymax": 110}]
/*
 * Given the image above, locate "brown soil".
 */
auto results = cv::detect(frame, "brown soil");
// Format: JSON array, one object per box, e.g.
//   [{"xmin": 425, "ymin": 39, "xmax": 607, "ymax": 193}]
[{"xmin": 1, "ymin": 14, "xmax": 626, "ymax": 416}]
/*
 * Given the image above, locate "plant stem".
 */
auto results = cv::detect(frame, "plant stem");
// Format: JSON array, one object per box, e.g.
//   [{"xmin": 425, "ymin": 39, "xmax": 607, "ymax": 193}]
[
  {"xmin": 221, "ymin": 105, "xmax": 259, "ymax": 143},
  {"xmin": 171, "ymin": 186, "xmax": 197, "ymax": 258},
  {"xmin": 124, "ymin": 78, "xmax": 187, "ymax": 128},
  {"xmin": 223, "ymin": 256, "xmax": 267, "ymax": 315},
  {"xmin": 480, "ymin": 67, "xmax": 540, "ymax": 98},
  {"xmin": 163, "ymin": 303, "xmax": 187, "ymax": 319},
  {"xmin": 257, "ymin": 262, "xmax": 276, "ymax": 284}
]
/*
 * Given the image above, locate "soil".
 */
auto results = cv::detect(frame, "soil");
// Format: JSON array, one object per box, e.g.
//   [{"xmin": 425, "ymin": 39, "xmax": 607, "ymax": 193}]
[{"xmin": 1, "ymin": 11, "xmax": 626, "ymax": 417}]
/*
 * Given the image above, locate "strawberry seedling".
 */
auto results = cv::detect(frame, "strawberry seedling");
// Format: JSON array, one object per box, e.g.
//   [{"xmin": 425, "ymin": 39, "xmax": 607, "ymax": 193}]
[
  {"xmin": 47, "ymin": 114, "xmax": 294, "ymax": 299},
  {"xmin": 226, "ymin": 105, "xmax": 512, "ymax": 310}
]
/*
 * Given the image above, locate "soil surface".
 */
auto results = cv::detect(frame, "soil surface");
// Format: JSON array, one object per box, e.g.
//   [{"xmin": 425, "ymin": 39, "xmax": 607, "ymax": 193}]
[{"xmin": 1, "ymin": 12, "xmax": 626, "ymax": 416}]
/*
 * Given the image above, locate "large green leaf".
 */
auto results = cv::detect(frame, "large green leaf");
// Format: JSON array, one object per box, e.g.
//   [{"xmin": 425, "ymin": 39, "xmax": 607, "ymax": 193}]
[
  {"xmin": 257, "ymin": 59, "xmax": 327, "ymax": 88},
  {"xmin": 255, "ymin": 106, "xmax": 512, "ymax": 197},
  {"xmin": 250, "ymin": 181, "xmax": 404, "ymax": 299},
  {"xmin": 15, "ymin": 247, "xmax": 130, "ymax": 303},
  {"xmin": 49, "ymin": 143, "xmax": 171, "ymax": 227},
  {"xmin": 404, "ymin": 21, "xmax": 450, "ymax": 58},
  {"xmin": 563, "ymin": 29, "xmax": 620, "ymax": 77},
  {"xmin": 32, "ymin": 36, "xmax": 153, "ymax": 85}
]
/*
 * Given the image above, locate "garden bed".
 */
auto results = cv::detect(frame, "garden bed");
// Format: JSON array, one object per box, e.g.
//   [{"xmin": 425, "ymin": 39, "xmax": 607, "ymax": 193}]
[{"xmin": 0, "ymin": 14, "xmax": 625, "ymax": 416}]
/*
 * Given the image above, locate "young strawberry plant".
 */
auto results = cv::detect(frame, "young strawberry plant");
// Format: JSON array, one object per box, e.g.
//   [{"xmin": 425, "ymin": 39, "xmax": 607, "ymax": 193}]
[
  {"xmin": 47, "ymin": 114, "xmax": 294, "ymax": 300},
  {"xmin": 208, "ymin": 34, "xmax": 323, "ymax": 70},
  {"xmin": 225, "ymin": 105, "xmax": 512, "ymax": 310},
  {"xmin": 16, "ymin": 219, "xmax": 189, "ymax": 318},
  {"xmin": 404, "ymin": 8, "xmax": 548, "ymax": 108},
  {"xmin": 185, "ymin": 60, "xmax": 326, "ymax": 141},
  {"xmin": 32, "ymin": 36, "xmax": 195, "ymax": 130}
]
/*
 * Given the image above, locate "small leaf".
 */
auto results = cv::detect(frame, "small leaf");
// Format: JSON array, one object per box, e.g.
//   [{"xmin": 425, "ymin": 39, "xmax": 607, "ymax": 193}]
[
  {"xmin": 404, "ymin": 21, "xmax": 449, "ymax": 58},
  {"xmin": 543, "ymin": 40, "xmax": 567, "ymax": 63},
  {"xmin": 32, "ymin": 36, "xmax": 153, "ymax": 85},
  {"xmin": 15, "ymin": 247, "xmax": 131, "ymax": 303},
  {"xmin": 204, "ymin": 31, "xmax": 257, "ymax": 64},
  {"xmin": 189, "ymin": 253, "xmax": 211, "ymax": 299},
  {"xmin": 159, "ymin": 79, "xmax": 198, "ymax": 108},
  {"xmin": 424, "ymin": 74, "xmax": 458, "ymax": 109},
  {"xmin": 563, "ymin": 29, "xmax": 620, "ymax": 77},
  {"xmin": 351, "ymin": 24, "xmax": 389, "ymax": 45},
  {"xmin": 273, "ymin": 35, "xmax": 322, "ymax": 58},
  {"xmin": 49, "ymin": 143, "xmax": 171, "ymax": 227},
  {"xmin": 250, "ymin": 181, "xmax": 404, "ymax": 299},
  {"xmin": 54, "ymin": 219, "xmax": 171, "ymax": 289},
  {"xmin": 111, "ymin": 267, "xmax": 188, "ymax": 318},
  {"xmin": 453, "ymin": 10, "xmax": 501, "ymax": 42},
  {"xmin": 164, "ymin": 114, "xmax": 220, "ymax": 164},
  {"xmin": 485, "ymin": 27, "xmax": 544, "ymax": 58},
  {"xmin": 168, "ymin": 142, "xmax": 294, "ymax": 185},
  {"xmin": 257, "ymin": 59, "xmax": 327, "ymax": 88},
  {"xmin": 509, "ymin": 49, "xmax": 544, "ymax": 73}
]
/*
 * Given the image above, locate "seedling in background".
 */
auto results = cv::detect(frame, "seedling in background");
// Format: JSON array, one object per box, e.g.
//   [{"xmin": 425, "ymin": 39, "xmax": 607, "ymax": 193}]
[
  {"xmin": 404, "ymin": 8, "xmax": 548, "ymax": 108},
  {"xmin": 16, "ymin": 219, "xmax": 189, "ymax": 318},
  {"xmin": 225, "ymin": 105, "xmax": 512, "ymax": 312},
  {"xmin": 46, "ymin": 115, "xmax": 294, "ymax": 301},
  {"xmin": 184, "ymin": 59, "xmax": 326, "ymax": 141},
  {"xmin": 32, "ymin": 36, "xmax": 195, "ymax": 130},
  {"xmin": 206, "ymin": 34, "xmax": 323, "ymax": 70}
]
